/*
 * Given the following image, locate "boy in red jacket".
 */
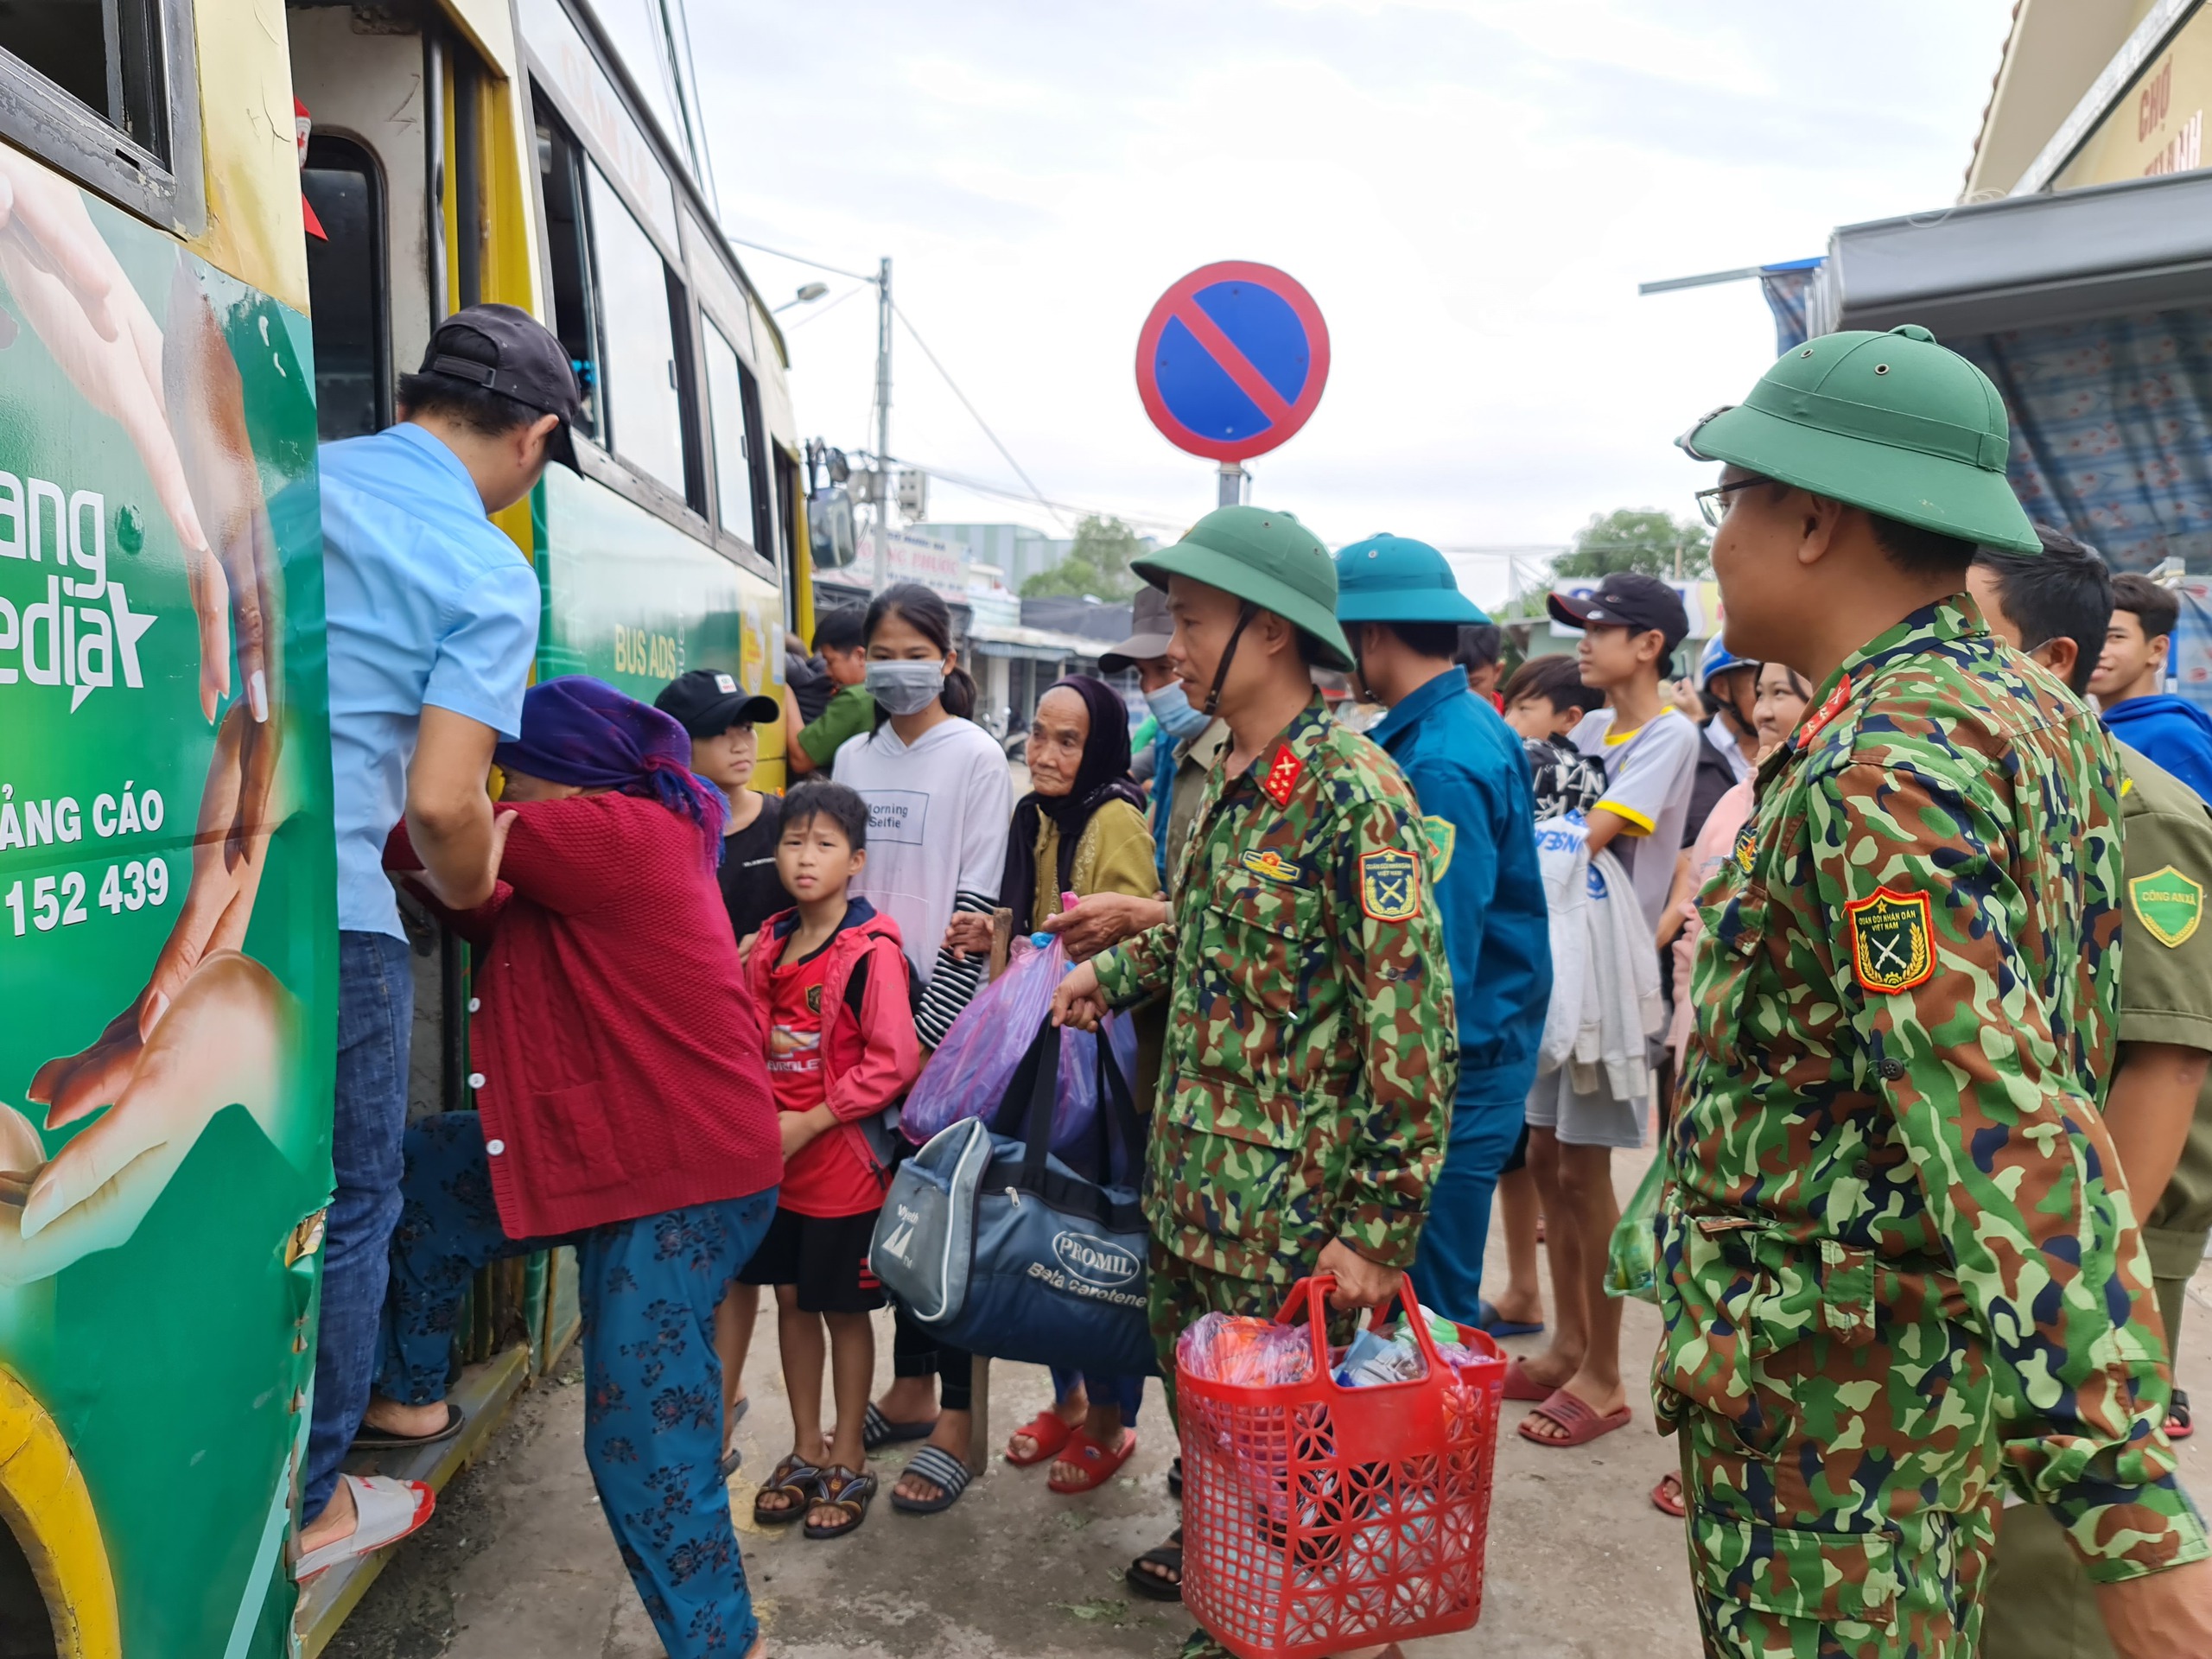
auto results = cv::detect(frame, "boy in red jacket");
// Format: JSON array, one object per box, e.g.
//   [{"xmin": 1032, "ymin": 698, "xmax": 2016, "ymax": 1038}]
[{"xmin": 741, "ymin": 781, "xmax": 921, "ymax": 1540}]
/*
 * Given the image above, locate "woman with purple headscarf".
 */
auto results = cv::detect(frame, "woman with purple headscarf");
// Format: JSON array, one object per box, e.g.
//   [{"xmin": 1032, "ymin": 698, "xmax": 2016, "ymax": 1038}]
[
  {"xmin": 945, "ymin": 674, "xmax": 1158, "ymax": 1498},
  {"xmin": 365, "ymin": 676, "xmax": 783, "ymax": 1659}
]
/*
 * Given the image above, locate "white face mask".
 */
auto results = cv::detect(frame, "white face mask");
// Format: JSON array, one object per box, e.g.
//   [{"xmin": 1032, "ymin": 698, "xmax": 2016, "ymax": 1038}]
[
  {"xmin": 1145, "ymin": 680, "xmax": 1211, "ymax": 741},
  {"xmin": 864, "ymin": 659, "xmax": 945, "ymax": 716}
]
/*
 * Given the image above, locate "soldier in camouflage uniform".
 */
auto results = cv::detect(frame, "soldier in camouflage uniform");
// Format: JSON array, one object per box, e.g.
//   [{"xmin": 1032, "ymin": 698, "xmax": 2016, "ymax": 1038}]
[
  {"xmin": 1052, "ymin": 505, "xmax": 1457, "ymax": 1656},
  {"xmin": 1667, "ymin": 326, "xmax": 2212, "ymax": 1658}
]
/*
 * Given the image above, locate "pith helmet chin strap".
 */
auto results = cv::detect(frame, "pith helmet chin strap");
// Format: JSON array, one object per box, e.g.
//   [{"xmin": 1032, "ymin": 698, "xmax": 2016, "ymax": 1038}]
[{"xmin": 1202, "ymin": 601, "xmax": 1260, "ymax": 717}]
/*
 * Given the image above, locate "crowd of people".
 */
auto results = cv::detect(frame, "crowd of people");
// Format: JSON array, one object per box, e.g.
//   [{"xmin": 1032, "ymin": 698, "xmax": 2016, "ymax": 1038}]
[{"xmin": 282, "ymin": 299, "xmax": 2212, "ymax": 1658}]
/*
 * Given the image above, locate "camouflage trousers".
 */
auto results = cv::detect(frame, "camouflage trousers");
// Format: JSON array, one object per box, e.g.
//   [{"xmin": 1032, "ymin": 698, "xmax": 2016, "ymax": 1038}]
[{"xmin": 1677, "ymin": 1404, "xmax": 2000, "ymax": 1658}]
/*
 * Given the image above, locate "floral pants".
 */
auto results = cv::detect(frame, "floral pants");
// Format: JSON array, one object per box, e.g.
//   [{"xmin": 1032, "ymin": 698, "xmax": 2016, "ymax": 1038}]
[{"xmin": 375, "ymin": 1110, "xmax": 777, "ymax": 1656}]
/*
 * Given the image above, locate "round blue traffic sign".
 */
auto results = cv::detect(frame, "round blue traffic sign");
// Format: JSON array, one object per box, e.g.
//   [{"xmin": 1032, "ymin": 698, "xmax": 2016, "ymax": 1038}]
[{"xmin": 1135, "ymin": 261, "xmax": 1331, "ymax": 462}]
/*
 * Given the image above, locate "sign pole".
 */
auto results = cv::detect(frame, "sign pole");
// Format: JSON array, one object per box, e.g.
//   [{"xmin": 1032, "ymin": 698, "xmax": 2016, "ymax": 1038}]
[
  {"xmin": 874, "ymin": 253, "xmax": 893, "ymax": 593},
  {"xmin": 1217, "ymin": 462, "xmax": 1243, "ymax": 508}
]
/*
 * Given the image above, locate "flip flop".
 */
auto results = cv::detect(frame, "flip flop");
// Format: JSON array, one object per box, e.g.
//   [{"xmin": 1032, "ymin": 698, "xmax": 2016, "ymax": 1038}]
[
  {"xmin": 1650, "ymin": 1471, "xmax": 1686, "ymax": 1517},
  {"xmin": 1047, "ymin": 1427, "xmax": 1138, "ymax": 1494},
  {"xmin": 351, "ymin": 1402, "xmax": 463, "ymax": 1451},
  {"xmin": 804, "ymin": 1465, "xmax": 878, "ymax": 1540},
  {"xmin": 1005, "ymin": 1409, "xmax": 1077, "ymax": 1467},
  {"xmin": 295, "ymin": 1475, "xmax": 434, "ymax": 1580},
  {"xmin": 1473, "ymin": 1298, "xmax": 1545, "ymax": 1340},
  {"xmin": 889, "ymin": 1444, "xmax": 971, "ymax": 1515},
  {"xmin": 753, "ymin": 1452, "xmax": 823, "ymax": 1526},
  {"xmin": 1125, "ymin": 1527, "xmax": 1183, "ymax": 1603},
  {"xmin": 2170, "ymin": 1389, "xmax": 2194, "ymax": 1441},
  {"xmin": 1503, "ymin": 1356, "xmax": 1552, "ymax": 1402},
  {"xmin": 862, "ymin": 1402, "xmax": 938, "ymax": 1451},
  {"xmin": 1516, "ymin": 1389, "xmax": 1632, "ymax": 1448}
]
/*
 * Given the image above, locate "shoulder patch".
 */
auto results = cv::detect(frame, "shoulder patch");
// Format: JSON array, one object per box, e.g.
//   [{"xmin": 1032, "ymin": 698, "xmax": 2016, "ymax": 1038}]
[
  {"xmin": 1240, "ymin": 848, "xmax": 1304, "ymax": 887},
  {"xmin": 1359, "ymin": 848, "xmax": 1421, "ymax": 921},
  {"xmin": 1420, "ymin": 815, "xmax": 1457, "ymax": 880},
  {"xmin": 1730, "ymin": 820, "xmax": 1758, "ymax": 875},
  {"xmin": 1844, "ymin": 887, "xmax": 1934, "ymax": 995},
  {"xmin": 2131, "ymin": 864, "xmax": 2204, "ymax": 949},
  {"xmin": 1260, "ymin": 744, "xmax": 1302, "ymax": 807}
]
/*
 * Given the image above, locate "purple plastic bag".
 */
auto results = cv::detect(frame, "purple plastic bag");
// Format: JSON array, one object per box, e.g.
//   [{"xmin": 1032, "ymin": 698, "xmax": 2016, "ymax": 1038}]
[{"xmin": 900, "ymin": 934, "xmax": 1139, "ymax": 1152}]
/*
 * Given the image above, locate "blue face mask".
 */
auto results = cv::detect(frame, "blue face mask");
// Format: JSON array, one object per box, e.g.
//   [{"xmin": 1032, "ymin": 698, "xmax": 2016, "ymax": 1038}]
[{"xmin": 1145, "ymin": 680, "xmax": 1211, "ymax": 741}]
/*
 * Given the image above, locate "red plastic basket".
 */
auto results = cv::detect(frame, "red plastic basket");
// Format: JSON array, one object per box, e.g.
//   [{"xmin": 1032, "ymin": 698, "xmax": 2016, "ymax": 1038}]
[{"xmin": 1177, "ymin": 1274, "xmax": 1507, "ymax": 1659}]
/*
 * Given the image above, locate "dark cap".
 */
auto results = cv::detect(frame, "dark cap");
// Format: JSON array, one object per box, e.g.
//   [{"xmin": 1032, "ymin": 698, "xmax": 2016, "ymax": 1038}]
[
  {"xmin": 653, "ymin": 669, "xmax": 780, "ymax": 737},
  {"xmin": 1099, "ymin": 583, "xmax": 1174, "ymax": 674},
  {"xmin": 420, "ymin": 302, "xmax": 583, "ymax": 471},
  {"xmin": 1547, "ymin": 574, "xmax": 1689, "ymax": 653}
]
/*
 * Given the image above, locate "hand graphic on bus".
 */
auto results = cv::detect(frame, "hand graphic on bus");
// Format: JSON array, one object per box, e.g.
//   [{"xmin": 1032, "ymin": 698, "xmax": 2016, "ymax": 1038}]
[{"xmin": 0, "ymin": 952, "xmax": 294, "ymax": 1286}]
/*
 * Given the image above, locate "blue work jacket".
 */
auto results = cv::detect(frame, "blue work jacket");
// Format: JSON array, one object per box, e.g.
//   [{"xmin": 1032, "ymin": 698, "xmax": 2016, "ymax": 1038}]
[{"xmin": 1366, "ymin": 669, "xmax": 1551, "ymax": 1077}]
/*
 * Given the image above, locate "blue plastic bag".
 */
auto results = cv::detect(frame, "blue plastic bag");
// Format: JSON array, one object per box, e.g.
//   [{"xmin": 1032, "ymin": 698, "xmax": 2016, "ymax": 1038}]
[{"xmin": 900, "ymin": 933, "xmax": 1138, "ymax": 1150}]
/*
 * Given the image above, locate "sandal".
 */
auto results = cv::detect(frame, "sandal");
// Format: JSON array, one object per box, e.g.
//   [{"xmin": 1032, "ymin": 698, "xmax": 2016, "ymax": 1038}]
[
  {"xmin": 752, "ymin": 1452, "xmax": 823, "ymax": 1526},
  {"xmin": 862, "ymin": 1402, "xmax": 938, "ymax": 1451},
  {"xmin": 1516, "ymin": 1389, "xmax": 1631, "ymax": 1448},
  {"xmin": 1650, "ymin": 1471, "xmax": 1686, "ymax": 1517},
  {"xmin": 1473, "ymin": 1298, "xmax": 1544, "ymax": 1340},
  {"xmin": 804, "ymin": 1465, "xmax": 878, "ymax": 1540},
  {"xmin": 295, "ymin": 1475, "xmax": 435, "ymax": 1581},
  {"xmin": 889, "ymin": 1444, "xmax": 971, "ymax": 1515},
  {"xmin": 2171, "ymin": 1389, "xmax": 2194, "ymax": 1442},
  {"xmin": 1125, "ymin": 1527, "xmax": 1183, "ymax": 1603},
  {"xmin": 1006, "ymin": 1409, "xmax": 1078, "ymax": 1467},
  {"xmin": 1048, "ymin": 1427, "xmax": 1138, "ymax": 1494},
  {"xmin": 1503, "ymin": 1356, "xmax": 1554, "ymax": 1402},
  {"xmin": 352, "ymin": 1401, "xmax": 464, "ymax": 1451}
]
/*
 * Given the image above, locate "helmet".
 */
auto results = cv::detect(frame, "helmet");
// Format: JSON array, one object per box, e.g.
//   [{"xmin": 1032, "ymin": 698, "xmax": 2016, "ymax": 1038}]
[
  {"xmin": 1697, "ymin": 637, "xmax": 1756, "ymax": 690},
  {"xmin": 1679, "ymin": 324, "xmax": 2038, "ymax": 556},
  {"xmin": 1333, "ymin": 534, "xmax": 1491, "ymax": 626},
  {"xmin": 1132, "ymin": 505, "xmax": 1354, "ymax": 671}
]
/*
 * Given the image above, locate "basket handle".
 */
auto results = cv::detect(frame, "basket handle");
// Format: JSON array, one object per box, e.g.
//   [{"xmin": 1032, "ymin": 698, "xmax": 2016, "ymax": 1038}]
[{"xmin": 1274, "ymin": 1271, "xmax": 1450, "ymax": 1380}]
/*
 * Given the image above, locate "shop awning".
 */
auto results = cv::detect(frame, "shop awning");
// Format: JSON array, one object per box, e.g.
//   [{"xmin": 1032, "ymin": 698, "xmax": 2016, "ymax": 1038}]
[
  {"xmin": 1808, "ymin": 169, "xmax": 2212, "ymax": 338},
  {"xmin": 968, "ymin": 623, "xmax": 1100, "ymax": 663}
]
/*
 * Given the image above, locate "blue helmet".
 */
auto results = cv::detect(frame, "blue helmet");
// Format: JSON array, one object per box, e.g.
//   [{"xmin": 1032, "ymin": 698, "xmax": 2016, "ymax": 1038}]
[{"xmin": 1697, "ymin": 637, "xmax": 1757, "ymax": 690}]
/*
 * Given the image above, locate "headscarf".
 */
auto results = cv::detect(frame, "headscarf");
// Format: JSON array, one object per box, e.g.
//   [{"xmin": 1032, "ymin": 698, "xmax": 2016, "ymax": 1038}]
[
  {"xmin": 493, "ymin": 675, "xmax": 727, "ymax": 862},
  {"xmin": 1000, "ymin": 676, "xmax": 1147, "ymax": 933}
]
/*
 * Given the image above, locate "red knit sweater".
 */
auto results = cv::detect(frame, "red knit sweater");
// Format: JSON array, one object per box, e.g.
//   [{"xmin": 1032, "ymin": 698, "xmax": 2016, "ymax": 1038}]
[{"xmin": 387, "ymin": 792, "xmax": 782, "ymax": 1237}]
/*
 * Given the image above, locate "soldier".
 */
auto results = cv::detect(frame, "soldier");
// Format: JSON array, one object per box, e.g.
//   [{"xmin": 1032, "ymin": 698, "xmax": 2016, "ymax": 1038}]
[
  {"xmin": 1668, "ymin": 325, "xmax": 2212, "ymax": 1657},
  {"xmin": 1967, "ymin": 528, "xmax": 2212, "ymax": 1656},
  {"xmin": 1050, "ymin": 505, "xmax": 1457, "ymax": 1657}
]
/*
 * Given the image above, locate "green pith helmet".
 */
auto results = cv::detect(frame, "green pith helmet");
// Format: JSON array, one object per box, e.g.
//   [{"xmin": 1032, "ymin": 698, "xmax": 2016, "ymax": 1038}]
[
  {"xmin": 1680, "ymin": 324, "xmax": 2039, "ymax": 555},
  {"xmin": 1131, "ymin": 505, "xmax": 1355, "ymax": 671},
  {"xmin": 1333, "ymin": 533, "xmax": 1491, "ymax": 626}
]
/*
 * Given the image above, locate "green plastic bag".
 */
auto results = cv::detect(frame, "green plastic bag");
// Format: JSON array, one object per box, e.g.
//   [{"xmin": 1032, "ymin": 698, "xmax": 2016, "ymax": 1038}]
[{"xmin": 1604, "ymin": 1153, "xmax": 1667, "ymax": 1305}]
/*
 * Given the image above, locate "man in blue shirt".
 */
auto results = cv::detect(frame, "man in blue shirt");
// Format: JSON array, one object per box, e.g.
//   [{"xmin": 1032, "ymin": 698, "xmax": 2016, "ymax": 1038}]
[
  {"xmin": 2094, "ymin": 571, "xmax": 2212, "ymax": 803},
  {"xmin": 1335, "ymin": 536, "xmax": 1551, "ymax": 1329},
  {"xmin": 296, "ymin": 304, "xmax": 575, "ymax": 1573}
]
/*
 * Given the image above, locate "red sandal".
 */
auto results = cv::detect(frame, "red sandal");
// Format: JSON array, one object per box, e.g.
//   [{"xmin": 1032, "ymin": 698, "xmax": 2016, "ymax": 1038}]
[
  {"xmin": 1516, "ymin": 1389, "xmax": 1631, "ymax": 1448},
  {"xmin": 1047, "ymin": 1427, "xmax": 1138, "ymax": 1493},
  {"xmin": 1005, "ymin": 1410, "xmax": 1077, "ymax": 1467}
]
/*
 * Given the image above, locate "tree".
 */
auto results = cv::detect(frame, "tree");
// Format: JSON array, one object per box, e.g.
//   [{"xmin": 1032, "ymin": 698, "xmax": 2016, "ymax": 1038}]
[
  {"xmin": 1020, "ymin": 514, "xmax": 1144, "ymax": 599},
  {"xmin": 1550, "ymin": 508, "xmax": 1711, "ymax": 581}
]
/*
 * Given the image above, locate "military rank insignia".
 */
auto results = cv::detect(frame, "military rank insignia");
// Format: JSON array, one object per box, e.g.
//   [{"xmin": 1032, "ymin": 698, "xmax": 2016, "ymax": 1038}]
[
  {"xmin": 1731, "ymin": 821, "xmax": 1758, "ymax": 874},
  {"xmin": 1420, "ymin": 815, "xmax": 1457, "ymax": 880},
  {"xmin": 2130, "ymin": 864, "xmax": 2204, "ymax": 948},
  {"xmin": 1794, "ymin": 671, "xmax": 1853, "ymax": 750},
  {"xmin": 1359, "ymin": 849, "xmax": 1421, "ymax": 920},
  {"xmin": 1844, "ymin": 886, "xmax": 1934, "ymax": 994},
  {"xmin": 1240, "ymin": 848, "xmax": 1303, "ymax": 886},
  {"xmin": 1260, "ymin": 744, "xmax": 1303, "ymax": 806}
]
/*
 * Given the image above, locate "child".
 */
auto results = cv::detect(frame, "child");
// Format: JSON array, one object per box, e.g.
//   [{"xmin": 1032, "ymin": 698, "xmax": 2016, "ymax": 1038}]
[
  {"xmin": 739, "ymin": 780, "xmax": 921, "ymax": 1540},
  {"xmin": 1500, "ymin": 653, "xmax": 1605, "ymax": 821},
  {"xmin": 655, "ymin": 668, "xmax": 787, "ymax": 944}
]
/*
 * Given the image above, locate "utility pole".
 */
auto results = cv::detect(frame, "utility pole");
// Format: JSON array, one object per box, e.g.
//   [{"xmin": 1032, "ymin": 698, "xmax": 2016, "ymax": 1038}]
[{"xmin": 874, "ymin": 255, "xmax": 893, "ymax": 592}]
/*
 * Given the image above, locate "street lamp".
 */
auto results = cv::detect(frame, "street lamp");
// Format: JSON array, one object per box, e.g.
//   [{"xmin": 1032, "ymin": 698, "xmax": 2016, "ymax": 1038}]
[{"xmin": 773, "ymin": 282, "xmax": 830, "ymax": 313}]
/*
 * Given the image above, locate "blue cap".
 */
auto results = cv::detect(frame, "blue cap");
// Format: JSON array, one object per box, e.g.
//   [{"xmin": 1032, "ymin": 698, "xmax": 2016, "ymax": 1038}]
[
  {"xmin": 1333, "ymin": 534, "xmax": 1490, "ymax": 626},
  {"xmin": 1696, "ymin": 637, "xmax": 1757, "ymax": 690}
]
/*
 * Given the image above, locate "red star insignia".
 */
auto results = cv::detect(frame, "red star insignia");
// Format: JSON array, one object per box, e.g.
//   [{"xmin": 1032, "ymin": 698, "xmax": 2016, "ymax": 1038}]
[
  {"xmin": 1794, "ymin": 672, "xmax": 1853, "ymax": 750},
  {"xmin": 1260, "ymin": 745, "xmax": 1303, "ymax": 806}
]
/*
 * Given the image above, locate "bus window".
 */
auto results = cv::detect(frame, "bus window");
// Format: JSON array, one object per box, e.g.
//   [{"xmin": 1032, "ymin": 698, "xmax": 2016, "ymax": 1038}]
[
  {"xmin": 585, "ymin": 162, "xmax": 688, "ymax": 499},
  {"xmin": 537, "ymin": 113, "xmax": 602, "ymax": 440},
  {"xmin": 303, "ymin": 137, "xmax": 391, "ymax": 442},
  {"xmin": 702, "ymin": 321, "xmax": 767, "ymax": 551},
  {"xmin": 0, "ymin": 0, "xmax": 165, "ymax": 157}
]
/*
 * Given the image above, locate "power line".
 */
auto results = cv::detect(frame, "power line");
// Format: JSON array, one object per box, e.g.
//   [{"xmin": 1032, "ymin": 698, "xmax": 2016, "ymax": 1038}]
[
  {"xmin": 783, "ymin": 283, "xmax": 869, "ymax": 332},
  {"xmin": 871, "ymin": 452, "xmax": 1191, "ymax": 535},
  {"xmin": 722, "ymin": 232, "xmax": 880, "ymax": 286},
  {"xmin": 892, "ymin": 304, "xmax": 1070, "ymax": 533}
]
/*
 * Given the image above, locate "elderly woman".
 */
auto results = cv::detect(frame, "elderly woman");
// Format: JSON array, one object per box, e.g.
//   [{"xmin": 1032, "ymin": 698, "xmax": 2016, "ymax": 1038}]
[
  {"xmin": 360, "ymin": 677, "xmax": 783, "ymax": 1659},
  {"xmin": 946, "ymin": 675, "xmax": 1157, "ymax": 1495}
]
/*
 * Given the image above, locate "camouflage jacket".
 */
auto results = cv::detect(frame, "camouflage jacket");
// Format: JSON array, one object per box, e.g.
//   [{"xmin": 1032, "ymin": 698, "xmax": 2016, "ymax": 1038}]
[
  {"xmin": 1664, "ymin": 594, "xmax": 2205, "ymax": 1582},
  {"xmin": 1092, "ymin": 695, "xmax": 1457, "ymax": 1282}
]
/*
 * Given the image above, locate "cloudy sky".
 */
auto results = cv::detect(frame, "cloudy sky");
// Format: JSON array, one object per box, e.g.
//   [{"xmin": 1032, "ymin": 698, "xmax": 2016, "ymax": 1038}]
[{"xmin": 690, "ymin": 1, "xmax": 2018, "ymax": 602}]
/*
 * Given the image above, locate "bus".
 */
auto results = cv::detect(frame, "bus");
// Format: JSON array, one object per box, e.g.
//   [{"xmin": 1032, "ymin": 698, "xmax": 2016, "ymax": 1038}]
[{"xmin": 0, "ymin": 3, "xmax": 808, "ymax": 1654}]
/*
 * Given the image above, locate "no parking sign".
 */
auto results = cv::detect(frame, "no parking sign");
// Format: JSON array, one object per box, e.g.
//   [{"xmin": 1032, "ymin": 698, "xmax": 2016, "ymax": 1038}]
[{"xmin": 1135, "ymin": 261, "xmax": 1330, "ymax": 463}]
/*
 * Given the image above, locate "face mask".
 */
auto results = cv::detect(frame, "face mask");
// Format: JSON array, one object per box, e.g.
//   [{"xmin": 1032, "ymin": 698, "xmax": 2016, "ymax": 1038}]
[
  {"xmin": 1145, "ymin": 680, "xmax": 1211, "ymax": 741},
  {"xmin": 865, "ymin": 659, "xmax": 946, "ymax": 716}
]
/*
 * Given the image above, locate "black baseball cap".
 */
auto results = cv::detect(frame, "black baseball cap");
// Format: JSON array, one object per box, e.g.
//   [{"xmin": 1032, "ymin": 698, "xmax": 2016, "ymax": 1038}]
[
  {"xmin": 1548, "ymin": 573, "xmax": 1690, "ymax": 654},
  {"xmin": 420, "ymin": 302, "xmax": 583, "ymax": 470},
  {"xmin": 654, "ymin": 670, "xmax": 780, "ymax": 737}
]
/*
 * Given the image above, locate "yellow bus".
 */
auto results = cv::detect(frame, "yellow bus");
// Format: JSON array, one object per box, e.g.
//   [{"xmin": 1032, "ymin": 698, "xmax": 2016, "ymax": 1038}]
[{"xmin": 0, "ymin": 2, "xmax": 807, "ymax": 1653}]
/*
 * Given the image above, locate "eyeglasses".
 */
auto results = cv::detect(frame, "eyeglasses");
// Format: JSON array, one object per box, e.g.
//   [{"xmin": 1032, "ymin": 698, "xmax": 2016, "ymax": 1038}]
[{"xmin": 1694, "ymin": 477, "xmax": 1770, "ymax": 529}]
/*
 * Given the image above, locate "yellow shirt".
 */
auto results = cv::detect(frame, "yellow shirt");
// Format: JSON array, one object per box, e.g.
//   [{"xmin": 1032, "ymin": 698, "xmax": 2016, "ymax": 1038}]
[{"xmin": 1029, "ymin": 797, "xmax": 1158, "ymax": 923}]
